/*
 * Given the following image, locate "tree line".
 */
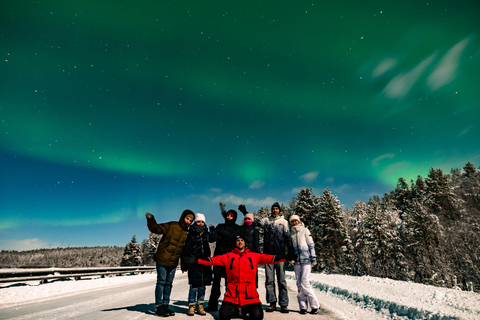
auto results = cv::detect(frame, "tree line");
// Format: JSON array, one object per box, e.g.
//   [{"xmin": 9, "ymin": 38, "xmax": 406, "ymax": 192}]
[
  {"xmin": 123, "ymin": 161, "xmax": 480, "ymax": 292},
  {"xmin": 0, "ymin": 246, "xmax": 124, "ymax": 268}
]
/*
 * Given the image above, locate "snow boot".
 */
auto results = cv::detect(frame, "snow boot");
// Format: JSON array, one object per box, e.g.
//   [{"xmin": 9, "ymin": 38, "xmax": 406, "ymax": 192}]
[
  {"xmin": 310, "ymin": 308, "xmax": 318, "ymax": 314},
  {"xmin": 187, "ymin": 303, "xmax": 196, "ymax": 316},
  {"xmin": 266, "ymin": 302, "xmax": 276, "ymax": 312},
  {"xmin": 197, "ymin": 303, "xmax": 206, "ymax": 316},
  {"xmin": 280, "ymin": 306, "xmax": 289, "ymax": 313},
  {"xmin": 300, "ymin": 309, "xmax": 307, "ymax": 314},
  {"xmin": 166, "ymin": 305, "xmax": 175, "ymax": 316},
  {"xmin": 155, "ymin": 305, "xmax": 170, "ymax": 317}
]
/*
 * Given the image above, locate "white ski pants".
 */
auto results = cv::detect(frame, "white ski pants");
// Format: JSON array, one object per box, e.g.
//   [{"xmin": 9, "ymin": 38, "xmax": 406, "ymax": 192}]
[{"xmin": 294, "ymin": 263, "xmax": 319, "ymax": 310}]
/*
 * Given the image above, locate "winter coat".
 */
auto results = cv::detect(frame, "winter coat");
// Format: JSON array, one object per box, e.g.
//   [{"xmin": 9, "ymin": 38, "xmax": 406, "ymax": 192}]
[
  {"xmin": 240, "ymin": 224, "xmax": 260, "ymax": 253},
  {"xmin": 255, "ymin": 214, "xmax": 294, "ymax": 255},
  {"xmin": 198, "ymin": 247, "xmax": 285, "ymax": 306},
  {"xmin": 290, "ymin": 222, "xmax": 316, "ymax": 265},
  {"xmin": 214, "ymin": 210, "xmax": 241, "ymax": 256},
  {"xmin": 146, "ymin": 209, "xmax": 192, "ymax": 267},
  {"xmin": 182, "ymin": 224, "xmax": 217, "ymax": 288}
]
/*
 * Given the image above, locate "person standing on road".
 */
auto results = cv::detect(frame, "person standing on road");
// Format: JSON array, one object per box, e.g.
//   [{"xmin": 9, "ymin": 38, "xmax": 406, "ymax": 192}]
[
  {"xmin": 289, "ymin": 215, "xmax": 320, "ymax": 315},
  {"xmin": 204, "ymin": 202, "xmax": 241, "ymax": 312},
  {"xmin": 196, "ymin": 235, "xmax": 295, "ymax": 320},
  {"xmin": 146, "ymin": 209, "xmax": 194, "ymax": 317},
  {"xmin": 248, "ymin": 202, "xmax": 294, "ymax": 313},
  {"xmin": 181, "ymin": 213, "xmax": 217, "ymax": 316}
]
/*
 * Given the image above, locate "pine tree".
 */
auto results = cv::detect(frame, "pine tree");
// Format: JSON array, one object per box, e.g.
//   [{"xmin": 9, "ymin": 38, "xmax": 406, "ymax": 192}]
[
  {"xmin": 401, "ymin": 199, "xmax": 449, "ymax": 284},
  {"xmin": 425, "ymin": 167, "xmax": 459, "ymax": 223},
  {"xmin": 141, "ymin": 233, "xmax": 162, "ymax": 265},
  {"xmin": 121, "ymin": 235, "xmax": 142, "ymax": 266},
  {"xmin": 315, "ymin": 188, "xmax": 353, "ymax": 274},
  {"xmin": 290, "ymin": 188, "xmax": 320, "ymax": 231},
  {"xmin": 356, "ymin": 199, "xmax": 405, "ymax": 279}
]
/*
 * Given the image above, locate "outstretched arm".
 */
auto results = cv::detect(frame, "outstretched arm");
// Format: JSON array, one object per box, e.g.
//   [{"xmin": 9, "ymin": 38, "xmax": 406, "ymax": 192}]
[
  {"xmin": 146, "ymin": 212, "xmax": 167, "ymax": 234},
  {"xmin": 198, "ymin": 254, "xmax": 228, "ymax": 267}
]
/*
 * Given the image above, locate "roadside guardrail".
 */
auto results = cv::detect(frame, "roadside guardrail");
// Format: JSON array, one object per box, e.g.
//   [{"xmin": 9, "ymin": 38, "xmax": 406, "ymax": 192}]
[{"xmin": 0, "ymin": 266, "xmax": 156, "ymax": 284}]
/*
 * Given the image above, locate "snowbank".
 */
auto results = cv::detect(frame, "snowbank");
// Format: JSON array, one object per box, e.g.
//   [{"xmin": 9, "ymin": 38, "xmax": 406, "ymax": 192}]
[{"xmin": 294, "ymin": 272, "xmax": 480, "ymax": 320}]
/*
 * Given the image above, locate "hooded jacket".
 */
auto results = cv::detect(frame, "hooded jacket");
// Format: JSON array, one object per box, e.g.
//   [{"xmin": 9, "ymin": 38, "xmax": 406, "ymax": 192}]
[
  {"xmin": 214, "ymin": 209, "xmax": 241, "ymax": 256},
  {"xmin": 289, "ymin": 215, "xmax": 316, "ymax": 265},
  {"xmin": 198, "ymin": 247, "xmax": 285, "ymax": 306},
  {"xmin": 147, "ymin": 209, "xmax": 193, "ymax": 267},
  {"xmin": 182, "ymin": 223, "xmax": 217, "ymax": 288}
]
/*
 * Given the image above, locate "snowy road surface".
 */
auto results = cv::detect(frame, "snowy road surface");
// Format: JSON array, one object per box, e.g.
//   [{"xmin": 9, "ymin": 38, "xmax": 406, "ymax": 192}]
[{"xmin": 0, "ymin": 270, "xmax": 384, "ymax": 320}]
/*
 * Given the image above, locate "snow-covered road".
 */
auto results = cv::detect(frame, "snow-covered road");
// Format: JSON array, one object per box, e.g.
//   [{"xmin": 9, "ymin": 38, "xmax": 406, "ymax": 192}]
[{"xmin": 0, "ymin": 270, "xmax": 383, "ymax": 320}]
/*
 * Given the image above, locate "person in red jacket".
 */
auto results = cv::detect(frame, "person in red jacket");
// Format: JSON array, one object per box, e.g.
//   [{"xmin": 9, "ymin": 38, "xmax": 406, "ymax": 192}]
[{"xmin": 197, "ymin": 235, "xmax": 295, "ymax": 320}]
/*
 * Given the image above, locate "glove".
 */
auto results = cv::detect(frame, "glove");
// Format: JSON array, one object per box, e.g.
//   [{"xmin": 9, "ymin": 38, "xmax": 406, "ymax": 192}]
[
  {"xmin": 238, "ymin": 204, "xmax": 248, "ymax": 215},
  {"xmin": 311, "ymin": 260, "xmax": 317, "ymax": 268},
  {"xmin": 219, "ymin": 202, "xmax": 226, "ymax": 214},
  {"xmin": 145, "ymin": 212, "xmax": 154, "ymax": 219}
]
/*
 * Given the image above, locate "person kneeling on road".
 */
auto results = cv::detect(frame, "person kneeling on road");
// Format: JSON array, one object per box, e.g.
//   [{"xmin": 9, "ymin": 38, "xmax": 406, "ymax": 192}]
[{"xmin": 186, "ymin": 235, "xmax": 296, "ymax": 320}]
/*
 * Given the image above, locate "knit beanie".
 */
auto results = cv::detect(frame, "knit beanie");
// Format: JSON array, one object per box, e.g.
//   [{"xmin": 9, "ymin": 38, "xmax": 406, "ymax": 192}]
[
  {"xmin": 271, "ymin": 202, "xmax": 281, "ymax": 213},
  {"xmin": 194, "ymin": 213, "xmax": 206, "ymax": 224},
  {"xmin": 245, "ymin": 213, "xmax": 254, "ymax": 221},
  {"xmin": 289, "ymin": 214, "xmax": 301, "ymax": 223}
]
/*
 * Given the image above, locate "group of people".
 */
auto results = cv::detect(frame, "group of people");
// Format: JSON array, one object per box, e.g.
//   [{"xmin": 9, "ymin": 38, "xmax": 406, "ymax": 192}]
[{"xmin": 145, "ymin": 201, "xmax": 320, "ymax": 320}]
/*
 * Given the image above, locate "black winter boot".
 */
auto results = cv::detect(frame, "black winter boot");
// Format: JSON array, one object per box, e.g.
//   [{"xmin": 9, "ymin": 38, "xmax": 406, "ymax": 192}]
[
  {"xmin": 155, "ymin": 305, "xmax": 170, "ymax": 317},
  {"xmin": 166, "ymin": 305, "xmax": 175, "ymax": 316}
]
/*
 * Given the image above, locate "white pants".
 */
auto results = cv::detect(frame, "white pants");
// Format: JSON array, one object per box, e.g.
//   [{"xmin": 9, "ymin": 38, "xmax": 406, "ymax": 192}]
[{"xmin": 294, "ymin": 263, "xmax": 319, "ymax": 310}]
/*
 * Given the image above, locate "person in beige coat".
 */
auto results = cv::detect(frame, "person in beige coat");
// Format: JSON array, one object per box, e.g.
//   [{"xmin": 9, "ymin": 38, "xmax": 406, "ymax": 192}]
[{"xmin": 146, "ymin": 209, "xmax": 194, "ymax": 317}]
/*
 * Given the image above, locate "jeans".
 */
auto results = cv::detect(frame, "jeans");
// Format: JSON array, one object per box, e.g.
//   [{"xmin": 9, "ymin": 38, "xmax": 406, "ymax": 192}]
[
  {"xmin": 188, "ymin": 285, "xmax": 206, "ymax": 304},
  {"xmin": 265, "ymin": 261, "xmax": 288, "ymax": 306},
  {"xmin": 155, "ymin": 263, "xmax": 177, "ymax": 306}
]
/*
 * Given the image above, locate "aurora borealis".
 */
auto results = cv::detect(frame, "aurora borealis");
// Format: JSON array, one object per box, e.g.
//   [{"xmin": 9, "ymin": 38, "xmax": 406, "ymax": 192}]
[{"xmin": 1, "ymin": 1, "xmax": 479, "ymax": 250}]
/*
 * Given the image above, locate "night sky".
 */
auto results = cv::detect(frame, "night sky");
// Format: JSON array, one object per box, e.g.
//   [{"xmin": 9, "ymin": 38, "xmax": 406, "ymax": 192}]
[{"xmin": 1, "ymin": 1, "xmax": 479, "ymax": 251}]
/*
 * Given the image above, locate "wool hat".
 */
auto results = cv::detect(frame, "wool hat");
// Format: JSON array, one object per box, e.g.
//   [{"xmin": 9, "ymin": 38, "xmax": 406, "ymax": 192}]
[
  {"xmin": 289, "ymin": 214, "xmax": 301, "ymax": 223},
  {"xmin": 245, "ymin": 213, "xmax": 254, "ymax": 221},
  {"xmin": 227, "ymin": 209, "xmax": 236, "ymax": 217},
  {"xmin": 194, "ymin": 213, "xmax": 206, "ymax": 224},
  {"xmin": 271, "ymin": 202, "xmax": 281, "ymax": 213}
]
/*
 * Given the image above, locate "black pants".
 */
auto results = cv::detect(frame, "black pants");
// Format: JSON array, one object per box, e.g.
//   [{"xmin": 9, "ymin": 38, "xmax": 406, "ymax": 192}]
[
  {"xmin": 219, "ymin": 302, "xmax": 263, "ymax": 320},
  {"xmin": 207, "ymin": 266, "xmax": 225, "ymax": 306}
]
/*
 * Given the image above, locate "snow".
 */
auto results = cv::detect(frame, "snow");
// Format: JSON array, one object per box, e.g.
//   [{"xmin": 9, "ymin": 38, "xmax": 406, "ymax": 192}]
[{"xmin": 1, "ymin": 268, "xmax": 479, "ymax": 320}]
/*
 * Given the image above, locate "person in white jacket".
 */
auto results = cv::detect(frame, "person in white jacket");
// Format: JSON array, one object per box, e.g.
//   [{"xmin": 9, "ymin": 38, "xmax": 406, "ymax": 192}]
[{"xmin": 289, "ymin": 215, "xmax": 320, "ymax": 314}]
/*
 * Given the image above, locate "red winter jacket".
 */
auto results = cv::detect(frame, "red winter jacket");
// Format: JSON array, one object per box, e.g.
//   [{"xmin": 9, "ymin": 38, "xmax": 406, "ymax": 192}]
[{"xmin": 198, "ymin": 247, "xmax": 285, "ymax": 306}]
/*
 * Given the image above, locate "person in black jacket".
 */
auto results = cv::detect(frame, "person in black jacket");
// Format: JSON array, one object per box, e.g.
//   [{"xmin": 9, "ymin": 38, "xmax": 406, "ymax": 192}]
[
  {"xmin": 238, "ymin": 205, "xmax": 260, "ymax": 253},
  {"xmin": 182, "ymin": 213, "xmax": 217, "ymax": 316},
  {"xmin": 204, "ymin": 202, "xmax": 241, "ymax": 312}
]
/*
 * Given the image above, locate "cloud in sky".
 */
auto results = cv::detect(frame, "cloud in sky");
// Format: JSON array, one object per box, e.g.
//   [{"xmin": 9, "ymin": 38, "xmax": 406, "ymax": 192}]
[
  {"xmin": 427, "ymin": 37, "xmax": 470, "ymax": 91},
  {"xmin": 372, "ymin": 153, "xmax": 395, "ymax": 167},
  {"xmin": 209, "ymin": 194, "xmax": 277, "ymax": 208},
  {"xmin": 249, "ymin": 180, "xmax": 266, "ymax": 189},
  {"xmin": 382, "ymin": 54, "xmax": 435, "ymax": 99},
  {"xmin": 299, "ymin": 171, "xmax": 319, "ymax": 183}
]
